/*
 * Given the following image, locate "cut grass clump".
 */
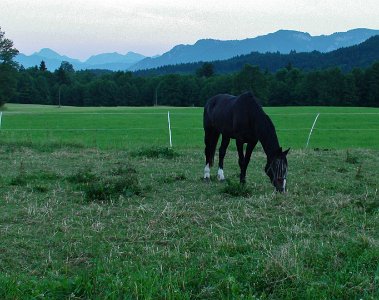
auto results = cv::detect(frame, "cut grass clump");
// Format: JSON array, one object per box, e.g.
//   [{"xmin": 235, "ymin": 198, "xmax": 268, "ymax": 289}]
[
  {"xmin": 345, "ymin": 149, "xmax": 359, "ymax": 164},
  {"xmin": 1, "ymin": 141, "xmax": 85, "ymax": 153},
  {"xmin": 38, "ymin": 141, "xmax": 85, "ymax": 152},
  {"xmin": 160, "ymin": 173, "xmax": 187, "ymax": 184},
  {"xmin": 10, "ymin": 175, "xmax": 28, "ymax": 186},
  {"xmin": 110, "ymin": 166, "xmax": 137, "ymax": 176},
  {"xmin": 67, "ymin": 168, "xmax": 97, "ymax": 184},
  {"xmin": 1, "ymin": 141, "xmax": 34, "ymax": 153},
  {"xmin": 83, "ymin": 175, "xmax": 140, "ymax": 202},
  {"xmin": 10, "ymin": 171, "xmax": 61, "ymax": 187},
  {"xmin": 69, "ymin": 166, "xmax": 141, "ymax": 202},
  {"xmin": 131, "ymin": 146, "xmax": 178, "ymax": 159},
  {"xmin": 355, "ymin": 164, "xmax": 364, "ymax": 179},
  {"xmin": 221, "ymin": 180, "xmax": 252, "ymax": 197},
  {"xmin": 33, "ymin": 185, "xmax": 49, "ymax": 193}
]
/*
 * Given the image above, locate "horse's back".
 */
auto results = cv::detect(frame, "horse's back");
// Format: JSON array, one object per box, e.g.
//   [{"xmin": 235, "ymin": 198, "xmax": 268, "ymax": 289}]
[
  {"xmin": 204, "ymin": 94, "xmax": 236, "ymax": 115},
  {"xmin": 204, "ymin": 94, "xmax": 236, "ymax": 134},
  {"xmin": 204, "ymin": 92, "xmax": 259, "ymax": 139}
]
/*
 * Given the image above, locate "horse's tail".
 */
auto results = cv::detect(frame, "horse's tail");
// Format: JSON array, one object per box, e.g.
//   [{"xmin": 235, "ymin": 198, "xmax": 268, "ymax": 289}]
[
  {"xmin": 203, "ymin": 97, "xmax": 220, "ymax": 167},
  {"xmin": 204, "ymin": 127, "xmax": 219, "ymax": 167}
]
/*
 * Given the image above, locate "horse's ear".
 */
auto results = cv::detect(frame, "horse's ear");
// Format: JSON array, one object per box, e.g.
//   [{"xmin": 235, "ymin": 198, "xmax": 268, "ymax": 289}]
[{"xmin": 283, "ymin": 148, "xmax": 290, "ymax": 155}]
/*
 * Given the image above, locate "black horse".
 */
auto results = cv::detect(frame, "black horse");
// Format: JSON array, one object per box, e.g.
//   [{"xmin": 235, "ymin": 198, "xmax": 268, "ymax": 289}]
[{"xmin": 203, "ymin": 91, "xmax": 289, "ymax": 192}]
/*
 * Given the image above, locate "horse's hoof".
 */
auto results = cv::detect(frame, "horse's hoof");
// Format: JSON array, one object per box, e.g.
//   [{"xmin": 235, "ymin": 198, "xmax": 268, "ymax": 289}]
[
  {"xmin": 217, "ymin": 168, "xmax": 225, "ymax": 181},
  {"xmin": 204, "ymin": 177, "xmax": 210, "ymax": 183}
]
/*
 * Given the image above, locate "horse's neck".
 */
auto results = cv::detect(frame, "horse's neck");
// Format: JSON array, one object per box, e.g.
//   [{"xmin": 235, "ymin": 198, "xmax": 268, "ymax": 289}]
[{"xmin": 256, "ymin": 114, "xmax": 280, "ymax": 160}]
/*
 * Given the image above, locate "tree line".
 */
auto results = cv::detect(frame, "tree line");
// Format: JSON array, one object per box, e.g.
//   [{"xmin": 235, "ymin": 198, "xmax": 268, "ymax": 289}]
[
  {"xmin": 6, "ymin": 61, "xmax": 379, "ymax": 107},
  {"xmin": 1, "ymin": 27, "xmax": 379, "ymax": 108}
]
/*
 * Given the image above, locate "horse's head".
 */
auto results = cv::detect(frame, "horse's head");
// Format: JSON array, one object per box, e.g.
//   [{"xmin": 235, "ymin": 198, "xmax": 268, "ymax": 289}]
[{"xmin": 265, "ymin": 147, "xmax": 289, "ymax": 193}]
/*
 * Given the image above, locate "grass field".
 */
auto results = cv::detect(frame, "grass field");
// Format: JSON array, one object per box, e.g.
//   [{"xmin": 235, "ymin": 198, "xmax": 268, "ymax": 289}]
[
  {"xmin": 1, "ymin": 104, "xmax": 379, "ymax": 150},
  {"xmin": 0, "ymin": 104, "xmax": 378, "ymax": 299}
]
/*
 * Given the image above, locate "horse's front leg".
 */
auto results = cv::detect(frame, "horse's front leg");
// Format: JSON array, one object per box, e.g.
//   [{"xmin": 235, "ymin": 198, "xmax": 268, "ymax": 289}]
[
  {"xmin": 218, "ymin": 135, "xmax": 230, "ymax": 180},
  {"xmin": 236, "ymin": 140, "xmax": 246, "ymax": 183},
  {"xmin": 241, "ymin": 142, "xmax": 256, "ymax": 182},
  {"xmin": 237, "ymin": 140, "xmax": 257, "ymax": 184},
  {"xmin": 204, "ymin": 163, "xmax": 211, "ymax": 180}
]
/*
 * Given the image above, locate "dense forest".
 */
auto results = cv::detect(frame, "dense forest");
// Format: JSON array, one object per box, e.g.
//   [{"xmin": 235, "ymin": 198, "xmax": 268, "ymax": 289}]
[
  {"xmin": 1, "ymin": 27, "xmax": 379, "ymax": 108},
  {"xmin": 4, "ymin": 60, "xmax": 378, "ymax": 107}
]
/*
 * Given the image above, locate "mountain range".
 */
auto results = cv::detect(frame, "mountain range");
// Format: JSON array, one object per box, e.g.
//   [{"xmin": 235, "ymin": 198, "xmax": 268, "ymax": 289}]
[
  {"xmin": 134, "ymin": 35, "xmax": 379, "ymax": 76},
  {"xmin": 130, "ymin": 28, "xmax": 379, "ymax": 71},
  {"xmin": 16, "ymin": 49, "xmax": 146, "ymax": 71},
  {"xmin": 15, "ymin": 28, "xmax": 379, "ymax": 72}
]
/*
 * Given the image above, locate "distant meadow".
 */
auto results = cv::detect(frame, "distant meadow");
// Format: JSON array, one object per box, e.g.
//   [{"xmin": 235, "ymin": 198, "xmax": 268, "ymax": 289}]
[{"xmin": 1, "ymin": 104, "xmax": 378, "ymax": 150}]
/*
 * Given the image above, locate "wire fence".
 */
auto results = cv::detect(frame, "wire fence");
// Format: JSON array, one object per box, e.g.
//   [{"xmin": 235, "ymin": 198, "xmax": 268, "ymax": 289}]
[{"xmin": 1, "ymin": 111, "xmax": 379, "ymax": 149}]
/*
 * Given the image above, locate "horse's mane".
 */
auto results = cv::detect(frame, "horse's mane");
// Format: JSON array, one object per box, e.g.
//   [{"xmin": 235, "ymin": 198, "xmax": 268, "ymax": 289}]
[{"xmin": 251, "ymin": 100, "xmax": 280, "ymax": 159}]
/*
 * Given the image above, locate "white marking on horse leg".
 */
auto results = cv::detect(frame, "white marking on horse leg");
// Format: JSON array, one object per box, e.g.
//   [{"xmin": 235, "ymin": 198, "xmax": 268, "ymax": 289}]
[
  {"xmin": 283, "ymin": 179, "xmax": 287, "ymax": 191},
  {"xmin": 204, "ymin": 163, "xmax": 210, "ymax": 179},
  {"xmin": 217, "ymin": 168, "xmax": 225, "ymax": 181}
]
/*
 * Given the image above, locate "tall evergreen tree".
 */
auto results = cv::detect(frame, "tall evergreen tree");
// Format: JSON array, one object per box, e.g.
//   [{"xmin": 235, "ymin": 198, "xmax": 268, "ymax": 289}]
[
  {"xmin": 0, "ymin": 26, "xmax": 19, "ymax": 106},
  {"xmin": 55, "ymin": 61, "xmax": 74, "ymax": 107},
  {"xmin": 365, "ymin": 62, "xmax": 379, "ymax": 107},
  {"xmin": 0, "ymin": 26, "xmax": 19, "ymax": 65},
  {"xmin": 196, "ymin": 62, "xmax": 214, "ymax": 78},
  {"xmin": 233, "ymin": 64, "xmax": 268, "ymax": 103},
  {"xmin": 16, "ymin": 73, "xmax": 37, "ymax": 104},
  {"xmin": 39, "ymin": 60, "xmax": 47, "ymax": 71}
]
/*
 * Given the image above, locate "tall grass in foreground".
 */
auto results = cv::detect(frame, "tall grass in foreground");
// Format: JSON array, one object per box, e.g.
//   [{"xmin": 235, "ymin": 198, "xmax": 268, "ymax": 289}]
[{"xmin": 0, "ymin": 142, "xmax": 378, "ymax": 299}]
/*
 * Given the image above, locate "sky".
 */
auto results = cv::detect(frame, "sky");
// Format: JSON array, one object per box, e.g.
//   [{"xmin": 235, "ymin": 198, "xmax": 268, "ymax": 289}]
[{"xmin": 1, "ymin": 0, "xmax": 379, "ymax": 61}]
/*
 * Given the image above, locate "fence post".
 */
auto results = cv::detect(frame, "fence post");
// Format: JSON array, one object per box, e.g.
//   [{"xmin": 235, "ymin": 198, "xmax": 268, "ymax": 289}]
[
  {"xmin": 168, "ymin": 111, "xmax": 172, "ymax": 147},
  {"xmin": 306, "ymin": 113, "xmax": 320, "ymax": 148}
]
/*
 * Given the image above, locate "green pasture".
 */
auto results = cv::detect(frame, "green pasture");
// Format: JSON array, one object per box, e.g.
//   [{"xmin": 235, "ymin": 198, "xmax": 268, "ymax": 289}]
[
  {"xmin": 0, "ymin": 104, "xmax": 378, "ymax": 299},
  {"xmin": 0, "ymin": 143, "xmax": 378, "ymax": 299},
  {"xmin": 1, "ymin": 104, "xmax": 379, "ymax": 150}
]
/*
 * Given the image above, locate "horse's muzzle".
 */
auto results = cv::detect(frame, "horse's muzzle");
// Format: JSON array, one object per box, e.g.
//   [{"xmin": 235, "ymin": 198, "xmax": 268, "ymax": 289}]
[{"xmin": 274, "ymin": 178, "xmax": 286, "ymax": 193}]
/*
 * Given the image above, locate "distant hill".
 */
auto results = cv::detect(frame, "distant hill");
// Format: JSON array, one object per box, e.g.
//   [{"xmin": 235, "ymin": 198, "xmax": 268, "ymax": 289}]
[
  {"xmin": 130, "ymin": 28, "xmax": 379, "ymax": 71},
  {"xmin": 16, "ymin": 48, "xmax": 83, "ymax": 70},
  {"xmin": 14, "ymin": 28, "xmax": 379, "ymax": 72},
  {"xmin": 134, "ymin": 35, "xmax": 379, "ymax": 75},
  {"xmin": 15, "ymin": 49, "xmax": 146, "ymax": 71},
  {"xmin": 84, "ymin": 52, "xmax": 146, "ymax": 70}
]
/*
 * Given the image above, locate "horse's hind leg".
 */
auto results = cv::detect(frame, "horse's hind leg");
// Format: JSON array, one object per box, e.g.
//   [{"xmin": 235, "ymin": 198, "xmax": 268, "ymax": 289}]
[
  {"xmin": 204, "ymin": 128, "xmax": 220, "ymax": 180},
  {"xmin": 217, "ymin": 135, "xmax": 230, "ymax": 180},
  {"xmin": 236, "ymin": 139, "xmax": 245, "ymax": 183}
]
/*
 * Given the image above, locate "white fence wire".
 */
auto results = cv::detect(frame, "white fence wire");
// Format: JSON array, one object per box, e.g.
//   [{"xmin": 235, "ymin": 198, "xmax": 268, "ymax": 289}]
[{"xmin": 1, "ymin": 111, "xmax": 378, "ymax": 148}]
